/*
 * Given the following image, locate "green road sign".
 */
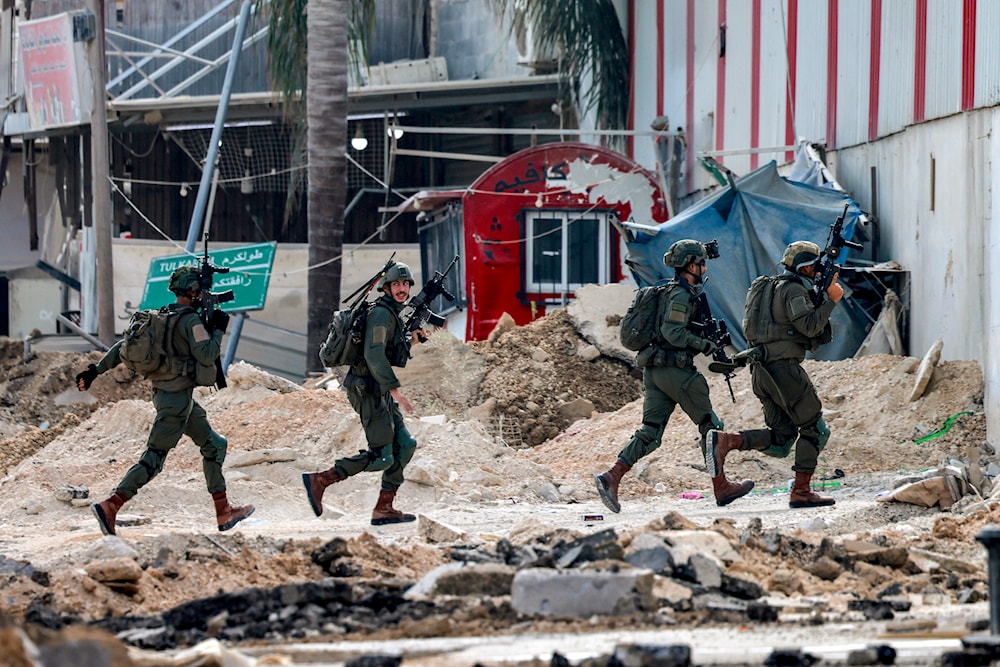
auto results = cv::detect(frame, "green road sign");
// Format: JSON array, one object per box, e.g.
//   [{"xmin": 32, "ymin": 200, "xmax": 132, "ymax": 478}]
[{"xmin": 139, "ymin": 242, "xmax": 277, "ymax": 312}]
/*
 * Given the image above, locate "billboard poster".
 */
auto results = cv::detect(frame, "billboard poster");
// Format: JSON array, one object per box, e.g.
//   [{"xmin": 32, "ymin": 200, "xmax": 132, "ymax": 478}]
[{"xmin": 20, "ymin": 14, "xmax": 83, "ymax": 130}]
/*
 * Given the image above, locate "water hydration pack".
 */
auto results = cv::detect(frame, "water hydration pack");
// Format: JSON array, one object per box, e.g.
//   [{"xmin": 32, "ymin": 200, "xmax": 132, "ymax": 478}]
[
  {"xmin": 319, "ymin": 302, "xmax": 374, "ymax": 368},
  {"xmin": 619, "ymin": 285, "xmax": 667, "ymax": 351},
  {"xmin": 120, "ymin": 308, "xmax": 178, "ymax": 374}
]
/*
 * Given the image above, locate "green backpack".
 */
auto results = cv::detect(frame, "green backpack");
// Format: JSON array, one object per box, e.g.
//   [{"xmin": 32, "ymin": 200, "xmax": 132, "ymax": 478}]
[
  {"xmin": 319, "ymin": 302, "xmax": 374, "ymax": 368},
  {"xmin": 742, "ymin": 275, "xmax": 780, "ymax": 345},
  {"xmin": 619, "ymin": 285, "xmax": 667, "ymax": 351},
  {"xmin": 119, "ymin": 308, "xmax": 178, "ymax": 374}
]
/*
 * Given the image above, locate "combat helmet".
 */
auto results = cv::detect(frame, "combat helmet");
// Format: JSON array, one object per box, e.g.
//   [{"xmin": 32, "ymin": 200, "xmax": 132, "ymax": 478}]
[
  {"xmin": 168, "ymin": 266, "xmax": 201, "ymax": 294},
  {"xmin": 663, "ymin": 239, "xmax": 707, "ymax": 269},
  {"xmin": 781, "ymin": 241, "xmax": 821, "ymax": 271},
  {"xmin": 378, "ymin": 262, "xmax": 415, "ymax": 290}
]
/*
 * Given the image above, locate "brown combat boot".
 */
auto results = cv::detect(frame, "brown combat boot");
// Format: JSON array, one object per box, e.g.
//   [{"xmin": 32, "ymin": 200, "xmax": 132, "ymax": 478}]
[
  {"xmin": 789, "ymin": 471, "xmax": 836, "ymax": 508},
  {"xmin": 705, "ymin": 430, "xmax": 744, "ymax": 478},
  {"xmin": 371, "ymin": 489, "xmax": 416, "ymax": 526},
  {"xmin": 302, "ymin": 467, "xmax": 344, "ymax": 517},
  {"xmin": 594, "ymin": 460, "xmax": 631, "ymax": 513},
  {"xmin": 711, "ymin": 474, "xmax": 755, "ymax": 506},
  {"xmin": 212, "ymin": 491, "xmax": 255, "ymax": 531},
  {"xmin": 92, "ymin": 491, "xmax": 129, "ymax": 536}
]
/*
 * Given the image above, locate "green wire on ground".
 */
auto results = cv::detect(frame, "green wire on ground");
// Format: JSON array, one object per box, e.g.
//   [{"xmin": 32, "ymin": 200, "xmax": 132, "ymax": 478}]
[{"xmin": 911, "ymin": 411, "xmax": 974, "ymax": 445}]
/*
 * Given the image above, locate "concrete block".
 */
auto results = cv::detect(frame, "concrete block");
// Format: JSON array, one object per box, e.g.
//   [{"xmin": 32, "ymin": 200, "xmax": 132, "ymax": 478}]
[{"xmin": 511, "ymin": 567, "xmax": 655, "ymax": 617}]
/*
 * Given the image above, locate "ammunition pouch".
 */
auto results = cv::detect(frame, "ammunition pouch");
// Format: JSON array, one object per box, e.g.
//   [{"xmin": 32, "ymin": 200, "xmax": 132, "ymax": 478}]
[
  {"xmin": 193, "ymin": 361, "xmax": 217, "ymax": 387},
  {"xmin": 638, "ymin": 346, "xmax": 692, "ymax": 369}
]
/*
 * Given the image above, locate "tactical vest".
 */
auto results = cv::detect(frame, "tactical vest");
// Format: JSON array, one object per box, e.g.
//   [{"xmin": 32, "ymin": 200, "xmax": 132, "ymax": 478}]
[
  {"xmin": 145, "ymin": 306, "xmax": 216, "ymax": 386},
  {"xmin": 349, "ymin": 302, "xmax": 411, "ymax": 373}
]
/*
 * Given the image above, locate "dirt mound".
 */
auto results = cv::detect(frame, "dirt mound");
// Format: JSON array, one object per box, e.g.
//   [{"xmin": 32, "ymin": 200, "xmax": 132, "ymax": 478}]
[
  {"xmin": 470, "ymin": 309, "xmax": 642, "ymax": 446},
  {"xmin": 0, "ymin": 339, "xmax": 150, "ymax": 475}
]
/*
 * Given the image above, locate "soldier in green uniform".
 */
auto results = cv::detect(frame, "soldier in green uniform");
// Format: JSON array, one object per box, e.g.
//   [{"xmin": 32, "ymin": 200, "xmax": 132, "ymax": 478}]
[
  {"xmin": 595, "ymin": 239, "xmax": 754, "ymax": 512},
  {"xmin": 76, "ymin": 266, "xmax": 255, "ymax": 535},
  {"xmin": 302, "ymin": 262, "xmax": 423, "ymax": 526},
  {"xmin": 705, "ymin": 241, "xmax": 843, "ymax": 508}
]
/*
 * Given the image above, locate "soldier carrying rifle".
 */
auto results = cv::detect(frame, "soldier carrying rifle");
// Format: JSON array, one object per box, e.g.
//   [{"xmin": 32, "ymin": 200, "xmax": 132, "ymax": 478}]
[
  {"xmin": 303, "ymin": 256, "xmax": 458, "ymax": 525},
  {"xmin": 595, "ymin": 239, "xmax": 755, "ymax": 513},
  {"xmin": 706, "ymin": 225, "xmax": 854, "ymax": 509}
]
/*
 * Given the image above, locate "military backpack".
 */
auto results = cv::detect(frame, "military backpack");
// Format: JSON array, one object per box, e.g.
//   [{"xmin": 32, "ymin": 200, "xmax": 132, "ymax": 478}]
[
  {"xmin": 742, "ymin": 275, "xmax": 782, "ymax": 345},
  {"xmin": 119, "ymin": 308, "xmax": 179, "ymax": 375},
  {"xmin": 319, "ymin": 302, "xmax": 374, "ymax": 368},
  {"xmin": 619, "ymin": 285, "xmax": 667, "ymax": 352}
]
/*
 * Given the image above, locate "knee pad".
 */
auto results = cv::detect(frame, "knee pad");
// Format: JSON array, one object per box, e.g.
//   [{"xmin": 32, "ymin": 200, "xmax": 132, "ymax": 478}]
[
  {"xmin": 395, "ymin": 426, "xmax": 417, "ymax": 467},
  {"xmin": 139, "ymin": 448, "xmax": 169, "ymax": 480},
  {"xmin": 814, "ymin": 418, "xmax": 831, "ymax": 452},
  {"xmin": 205, "ymin": 431, "xmax": 228, "ymax": 465},
  {"xmin": 762, "ymin": 434, "xmax": 795, "ymax": 459},
  {"xmin": 364, "ymin": 446, "xmax": 395, "ymax": 472},
  {"xmin": 637, "ymin": 421, "xmax": 665, "ymax": 446}
]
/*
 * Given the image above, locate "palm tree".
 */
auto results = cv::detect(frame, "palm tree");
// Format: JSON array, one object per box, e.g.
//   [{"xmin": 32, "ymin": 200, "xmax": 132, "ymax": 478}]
[
  {"xmin": 489, "ymin": 0, "xmax": 630, "ymax": 146},
  {"xmin": 255, "ymin": 0, "xmax": 373, "ymax": 374}
]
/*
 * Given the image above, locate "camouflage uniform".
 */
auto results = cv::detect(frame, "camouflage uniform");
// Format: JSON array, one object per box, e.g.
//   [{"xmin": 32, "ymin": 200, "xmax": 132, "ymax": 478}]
[
  {"xmin": 739, "ymin": 269, "xmax": 836, "ymax": 473},
  {"xmin": 705, "ymin": 240, "xmax": 840, "ymax": 508},
  {"xmin": 595, "ymin": 239, "xmax": 745, "ymax": 512},
  {"xmin": 302, "ymin": 261, "xmax": 420, "ymax": 525},
  {"xmin": 80, "ymin": 265, "xmax": 253, "ymax": 535},
  {"xmin": 93, "ymin": 304, "xmax": 230, "ymax": 497},
  {"xmin": 618, "ymin": 276, "xmax": 721, "ymax": 466},
  {"xmin": 332, "ymin": 293, "xmax": 417, "ymax": 490}
]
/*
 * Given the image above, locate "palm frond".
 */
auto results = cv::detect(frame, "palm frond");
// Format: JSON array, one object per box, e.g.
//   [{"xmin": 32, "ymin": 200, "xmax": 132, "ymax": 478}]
[{"xmin": 491, "ymin": 0, "xmax": 630, "ymax": 142}]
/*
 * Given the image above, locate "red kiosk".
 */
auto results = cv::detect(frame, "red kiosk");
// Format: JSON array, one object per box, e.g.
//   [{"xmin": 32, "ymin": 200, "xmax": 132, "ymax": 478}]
[{"xmin": 403, "ymin": 142, "xmax": 670, "ymax": 341}]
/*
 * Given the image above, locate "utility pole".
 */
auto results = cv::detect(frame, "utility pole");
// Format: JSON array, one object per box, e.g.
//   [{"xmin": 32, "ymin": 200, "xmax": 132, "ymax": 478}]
[{"xmin": 85, "ymin": 0, "xmax": 115, "ymax": 345}]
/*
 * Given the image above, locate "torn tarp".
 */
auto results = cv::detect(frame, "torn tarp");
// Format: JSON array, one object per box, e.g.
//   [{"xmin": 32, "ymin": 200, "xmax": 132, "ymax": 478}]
[{"xmin": 622, "ymin": 157, "xmax": 868, "ymax": 360}]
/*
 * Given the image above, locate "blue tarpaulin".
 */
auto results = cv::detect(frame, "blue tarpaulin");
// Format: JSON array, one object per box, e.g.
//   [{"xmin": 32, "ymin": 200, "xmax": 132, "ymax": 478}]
[{"xmin": 622, "ymin": 160, "xmax": 866, "ymax": 361}]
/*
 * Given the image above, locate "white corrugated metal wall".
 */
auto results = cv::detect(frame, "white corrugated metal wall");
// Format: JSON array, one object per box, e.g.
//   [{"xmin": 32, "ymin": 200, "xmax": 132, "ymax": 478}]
[
  {"xmin": 628, "ymin": 0, "xmax": 1000, "ymax": 443},
  {"xmin": 757, "ymin": 0, "xmax": 790, "ymax": 166},
  {"xmin": 722, "ymin": 1, "xmax": 753, "ymax": 176},
  {"xmin": 924, "ymin": 0, "xmax": 962, "ymax": 119},
  {"xmin": 793, "ymin": 2, "xmax": 829, "ymax": 144},
  {"xmin": 834, "ymin": 0, "xmax": 871, "ymax": 148},
  {"xmin": 878, "ymin": 1, "xmax": 914, "ymax": 137}
]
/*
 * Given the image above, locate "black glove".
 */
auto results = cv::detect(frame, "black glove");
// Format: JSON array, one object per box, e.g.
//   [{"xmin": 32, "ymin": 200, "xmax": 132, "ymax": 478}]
[
  {"xmin": 76, "ymin": 364, "xmax": 99, "ymax": 390},
  {"xmin": 700, "ymin": 339, "xmax": 718, "ymax": 355},
  {"xmin": 209, "ymin": 309, "xmax": 230, "ymax": 334}
]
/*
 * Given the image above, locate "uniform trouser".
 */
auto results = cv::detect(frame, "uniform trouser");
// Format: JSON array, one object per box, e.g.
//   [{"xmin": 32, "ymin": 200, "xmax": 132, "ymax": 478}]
[
  {"xmin": 617, "ymin": 364, "xmax": 717, "ymax": 467},
  {"xmin": 116, "ymin": 388, "xmax": 228, "ymax": 498},
  {"xmin": 741, "ymin": 358, "xmax": 824, "ymax": 473},
  {"xmin": 339, "ymin": 373, "xmax": 415, "ymax": 492}
]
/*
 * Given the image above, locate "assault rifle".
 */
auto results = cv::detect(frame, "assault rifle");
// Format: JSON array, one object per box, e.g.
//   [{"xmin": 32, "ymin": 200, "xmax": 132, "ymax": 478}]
[
  {"xmin": 404, "ymin": 255, "xmax": 459, "ymax": 343},
  {"xmin": 197, "ymin": 232, "xmax": 236, "ymax": 389},
  {"xmin": 812, "ymin": 203, "xmax": 864, "ymax": 307},
  {"xmin": 689, "ymin": 293, "xmax": 740, "ymax": 403}
]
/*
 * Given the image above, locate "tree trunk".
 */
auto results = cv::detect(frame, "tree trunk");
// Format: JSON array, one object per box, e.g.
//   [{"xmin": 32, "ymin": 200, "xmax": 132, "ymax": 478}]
[{"xmin": 306, "ymin": 0, "xmax": 347, "ymax": 374}]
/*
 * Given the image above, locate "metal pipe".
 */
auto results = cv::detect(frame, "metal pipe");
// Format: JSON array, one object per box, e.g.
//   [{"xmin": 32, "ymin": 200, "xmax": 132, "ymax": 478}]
[
  {"xmin": 976, "ymin": 525, "xmax": 1000, "ymax": 635},
  {"xmin": 106, "ymin": 0, "xmax": 234, "ymax": 90},
  {"xmin": 184, "ymin": 0, "xmax": 253, "ymax": 253},
  {"xmin": 55, "ymin": 314, "xmax": 111, "ymax": 351},
  {"xmin": 222, "ymin": 313, "xmax": 245, "ymax": 372}
]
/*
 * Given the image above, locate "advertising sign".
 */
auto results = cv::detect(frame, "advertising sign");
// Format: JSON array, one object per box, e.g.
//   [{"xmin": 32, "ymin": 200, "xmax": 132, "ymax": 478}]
[{"xmin": 20, "ymin": 14, "xmax": 84, "ymax": 130}]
